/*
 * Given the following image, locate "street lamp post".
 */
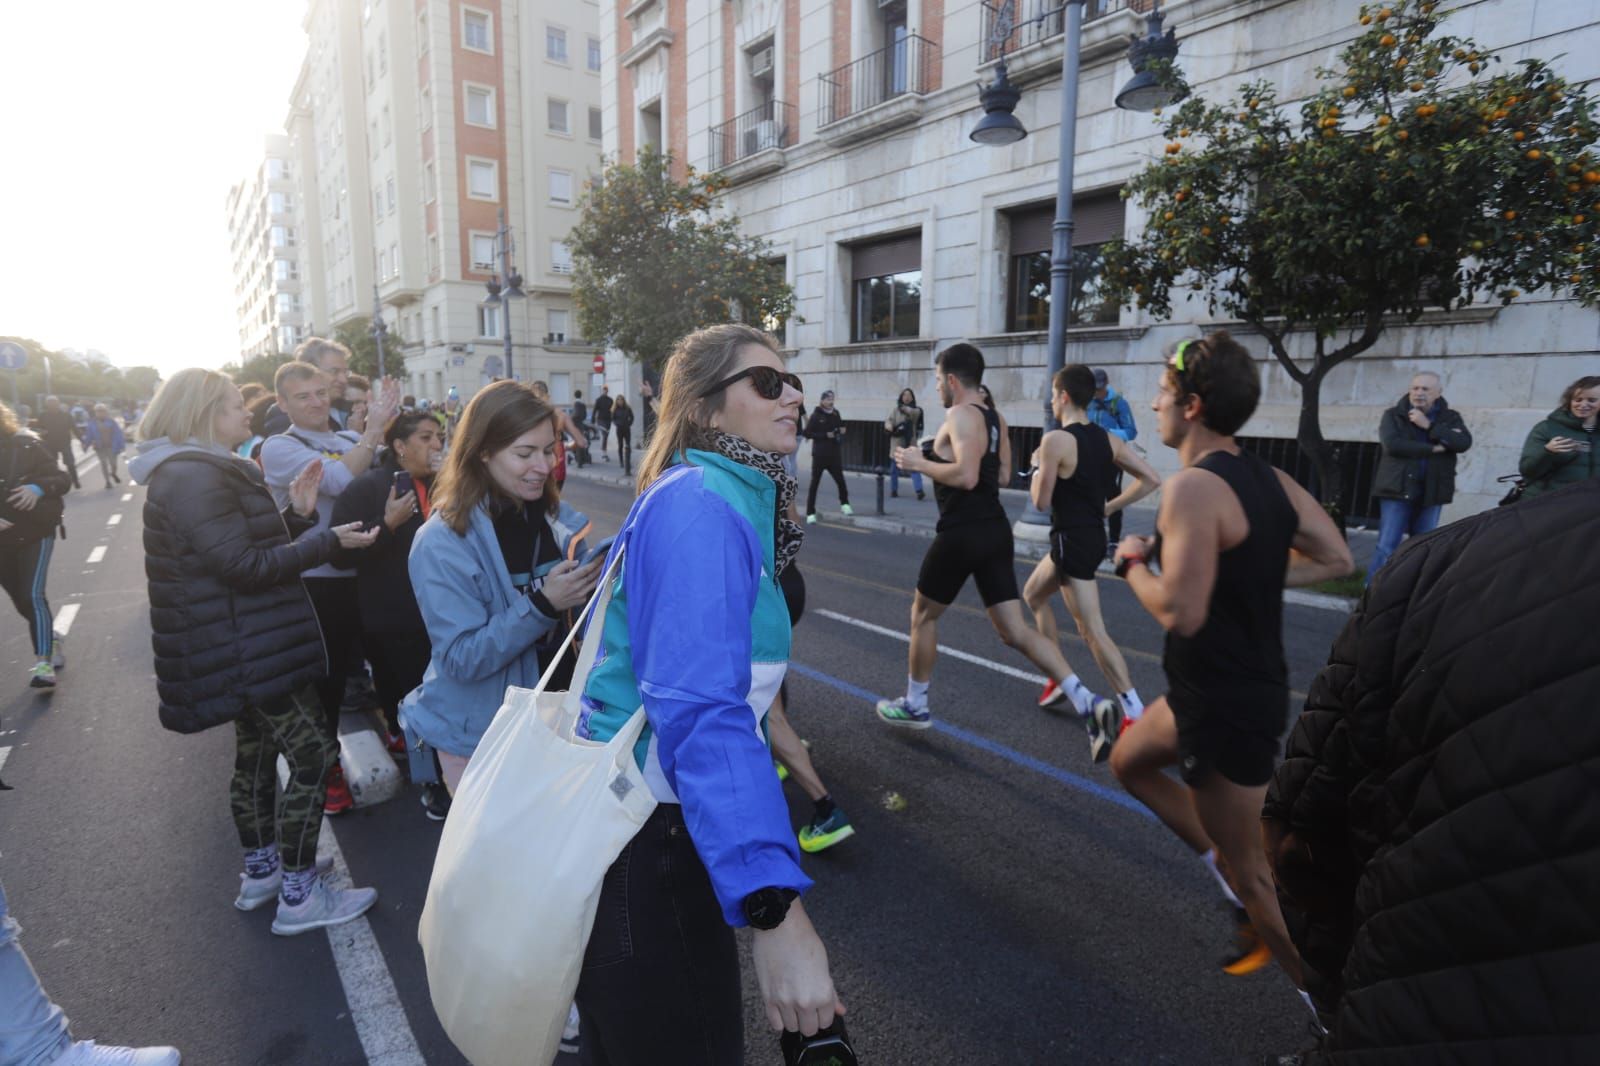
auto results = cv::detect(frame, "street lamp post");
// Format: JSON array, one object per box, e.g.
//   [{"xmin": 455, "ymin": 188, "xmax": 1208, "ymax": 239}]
[
  {"xmin": 971, "ymin": 0, "xmax": 1183, "ymax": 530},
  {"xmin": 370, "ymin": 286, "xmax": 389, "ymax": 380},
  {"xmin": 482, "ymin": 208, "xmax": 526, "ymax": 380}
]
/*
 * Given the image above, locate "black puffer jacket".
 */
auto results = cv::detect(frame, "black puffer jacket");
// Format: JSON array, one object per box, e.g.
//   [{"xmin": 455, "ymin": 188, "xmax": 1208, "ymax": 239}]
[
  {"xmin": 329, "ymin": 454, "xmax": 430, "ymax": 636},
  {"xmin": 139, "ymin": 446, "xmax": 339, "ymax": 733},
  {"xmin": 1263, "ymin": 478, "xmax": 1600, "ymax": 1063},
  {"xmin": 0, "ymin": 429, "xmax": 70, "ymax": 547}
]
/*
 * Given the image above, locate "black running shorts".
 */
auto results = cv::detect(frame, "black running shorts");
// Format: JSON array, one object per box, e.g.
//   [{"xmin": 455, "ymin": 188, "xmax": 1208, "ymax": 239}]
[
  {"xmin": 916, "ymin": 518, "xmax": 1019, "ymax": 608},
  {"xmin": 1050, "ymin": 526, "xmax": 1107, "ymax": 583},
  {"xmin": 1169, "ymin": 685, "xmax": 1288, "ymax": 788}
]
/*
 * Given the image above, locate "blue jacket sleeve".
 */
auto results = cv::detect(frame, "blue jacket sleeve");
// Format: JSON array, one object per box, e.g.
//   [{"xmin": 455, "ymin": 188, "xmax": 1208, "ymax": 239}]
[
  {"xmin": 625, "ymin": 488, "xmax": 812, "ymax": 926},
  {"xmin": 409, "ymin": 520, "xmax": 559, "ymax": 681}
]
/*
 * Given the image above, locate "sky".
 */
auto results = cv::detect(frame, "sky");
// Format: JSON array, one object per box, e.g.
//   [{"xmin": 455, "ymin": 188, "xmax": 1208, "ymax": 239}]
[{"xmin": 0, "ymin": 2, "xmax": 309, "ymax": 376}]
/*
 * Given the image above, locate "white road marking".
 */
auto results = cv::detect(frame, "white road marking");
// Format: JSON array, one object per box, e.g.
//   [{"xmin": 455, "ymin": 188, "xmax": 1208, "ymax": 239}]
[
  {"xmin": 318, "ymin": 823, "xmax": 427, "ymax": 1066},
  {"xmin": 86, "ymin": 546, "xmax": 107, "ymax": 563},
  {"xmin": 121, "ymin": 493, "xmax": 133, "ymax": 502},
  {"xmin": 0, "ymin": 747, "xmax": 10, "ymax": 776},
  {"xmin": 54, "ymin": 603, "xmax": 80, "ymax": 636},
  {"xmin": 815, "ymin": 608, "xmax": 1045, "ymax": 685},
  {"xmin": 106, "ymin": 514, "xmax": 122, "ymax": 526}
]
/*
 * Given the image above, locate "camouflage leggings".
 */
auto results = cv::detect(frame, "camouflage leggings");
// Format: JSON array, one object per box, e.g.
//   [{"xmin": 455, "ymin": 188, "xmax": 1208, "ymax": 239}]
[{"xmin": 230, "ymin": 684, "xmax": 337, "ymax": 873}]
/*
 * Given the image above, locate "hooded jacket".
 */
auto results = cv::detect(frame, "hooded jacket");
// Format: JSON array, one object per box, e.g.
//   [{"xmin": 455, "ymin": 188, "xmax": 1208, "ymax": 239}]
[
  {"xmin": 131, "ymin": 438, "xmax": 339, "ymax": 733},
  {"xmin": 1517, "ymin": 406, "xmax": 1598, "ymax": 499},
  {"xmin": 1263, "ymin": 478, "xmax": 1600, "ymax": 1062},
  {"xmin": 0, "ymin": 429, "xmax": 69, "ymax": 547},
  {"xmin": 1372, "ymin": 396, "xmax": 1471, "ymax": 506}
]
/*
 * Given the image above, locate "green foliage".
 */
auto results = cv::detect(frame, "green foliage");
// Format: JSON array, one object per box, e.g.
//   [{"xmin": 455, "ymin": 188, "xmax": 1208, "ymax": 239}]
[
  {"xmin": 335, "ymin": 317, "xmax": 406, "ymax": 382},
  {"xmin": 219, "ymin": 350, "xmax": 290, "ymax": 391},
  {"xmin": 0, "ymin": 336, "xmax": 163, "ymax": 408},
  {"xmin": 1098, "ymin": 0, "xmax": 1599, "ymax": 508},
  {"xmin": 569, "ymin": 146, "xmax": 798, "ymax": 372}
]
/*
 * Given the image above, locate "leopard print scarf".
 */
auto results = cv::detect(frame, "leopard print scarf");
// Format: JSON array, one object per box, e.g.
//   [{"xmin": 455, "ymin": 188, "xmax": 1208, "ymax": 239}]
[{"xmin": 707, "ymin": 430, "xmax": 804, "ymax": 575}]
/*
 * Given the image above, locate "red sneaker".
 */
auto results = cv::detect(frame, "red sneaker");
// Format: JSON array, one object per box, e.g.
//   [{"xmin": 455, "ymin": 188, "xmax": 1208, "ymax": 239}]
[
  {"xmin": 384, "ymin": 731, "xmax": 407, "ymax": 756},
  {"xmin": 1119, "ymin": 714, "xmax": 1136, "ymax": 737},
  {"xmin": 1038, "ymin": 679, "xmax": 1064, "ymax": 708},
  {"xmin": 323, "ymin": 764, "xmax": 355, "ymax": 815}
]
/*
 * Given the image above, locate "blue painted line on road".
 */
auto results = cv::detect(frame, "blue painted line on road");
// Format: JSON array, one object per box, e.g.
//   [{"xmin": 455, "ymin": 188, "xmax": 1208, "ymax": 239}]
[{"xmin": 788, "ymin": 662, "xmax": 1156, "ymax": 821}]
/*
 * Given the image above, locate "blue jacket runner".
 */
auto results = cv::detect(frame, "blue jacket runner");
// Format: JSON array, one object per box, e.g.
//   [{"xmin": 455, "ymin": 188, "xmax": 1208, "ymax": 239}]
[
  {"xmin": 1087, "ymin": 388, "xmax": 1138, "ymax": 442},
  {"xmin": 579, "ymin": 449, "xmax": 811, "ymax": 926}
]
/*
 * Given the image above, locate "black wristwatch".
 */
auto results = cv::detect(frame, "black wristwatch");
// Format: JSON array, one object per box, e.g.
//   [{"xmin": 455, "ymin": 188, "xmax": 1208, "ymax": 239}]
[
  {"xmin": 742, "ymin": 887, "xmax": 799, "ymax": 930},
  {"xmin": 1114, "ymin": 554, "xmax": 1145, "ymax": 580}
]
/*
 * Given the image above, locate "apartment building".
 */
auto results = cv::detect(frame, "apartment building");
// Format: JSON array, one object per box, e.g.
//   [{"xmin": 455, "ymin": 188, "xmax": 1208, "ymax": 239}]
[
  {"xmin": 225, "ymin": 135, "xmax": 309, "ymax": 361},
  {"xmin": 597, "ymin": 0, "xmax": 1600, "ymax": 519}
]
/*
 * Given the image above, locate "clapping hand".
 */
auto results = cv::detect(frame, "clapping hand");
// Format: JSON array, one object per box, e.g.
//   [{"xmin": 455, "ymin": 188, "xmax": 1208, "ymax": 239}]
[
  {"xmin": 331, "ymin": 521, "xmax": 381, "ymax": 550},
  {"xmin": 7, "ymin": 486, "xmax": 38, "ymax": 512},
  {"xmin": 289, "ymin": 461, "xmax": 324, "ymax": 518}
]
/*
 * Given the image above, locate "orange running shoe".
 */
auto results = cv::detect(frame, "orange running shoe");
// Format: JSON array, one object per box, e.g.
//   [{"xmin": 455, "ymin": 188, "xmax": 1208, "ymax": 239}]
[{"xmin": 1222, "ymin": 907, "xmax": 1274, "ymax": 976}]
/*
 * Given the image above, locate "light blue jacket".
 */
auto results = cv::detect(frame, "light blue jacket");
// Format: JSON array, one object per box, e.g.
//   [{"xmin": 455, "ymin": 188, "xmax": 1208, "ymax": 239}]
[
  {"xmin": 401, "ymin": 498, "xmax": 592, "ymax": 758},
  {"xmin": 579, "ymin": 450, "xmax": 810, "ymax": 926},
  {"xmin": 1088, "ymin": 388, "xmax": 1138, "ymax": 442}
]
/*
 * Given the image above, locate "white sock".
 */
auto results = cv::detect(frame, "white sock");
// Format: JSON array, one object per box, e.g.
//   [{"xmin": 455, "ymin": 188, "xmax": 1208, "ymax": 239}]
[
  {"xmin": 1062, "ymin": 674, "xmax": 1095, "ymax": 717},
  {"xmin": 906, "ymin": 676, "xmax": 930, "ymax": 709},
  {"xmin": 1119, "ymin": 690, "xmax": 1144, "ymax": 719},
  {"xmin": 1202, "ymin": 849, "xmax": 1242, "ymax": 907}
]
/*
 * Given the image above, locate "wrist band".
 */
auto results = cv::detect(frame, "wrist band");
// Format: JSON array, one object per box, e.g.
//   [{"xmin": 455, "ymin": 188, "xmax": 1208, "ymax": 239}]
[{"xmin": 1114, "ymin": 555, "xmax": 1145, "ymax": 580}]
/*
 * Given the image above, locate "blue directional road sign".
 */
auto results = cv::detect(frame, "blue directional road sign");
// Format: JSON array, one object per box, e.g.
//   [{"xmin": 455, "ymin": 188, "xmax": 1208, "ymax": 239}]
[{"xmin": 0, "ymin": 342, "xmax": 26, "ymax": 370}]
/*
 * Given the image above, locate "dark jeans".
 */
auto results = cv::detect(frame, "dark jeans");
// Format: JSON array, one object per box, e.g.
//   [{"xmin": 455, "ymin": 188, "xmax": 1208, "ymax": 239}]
[
  {"xmin": 615, "ymin": 428, "xmax": 632, "ymax": 476},
  {"xmin": 595, "ymin": 419, "xmax": 611, "ymax": 453},
  {"xmin": 0, "ymin": 536, "xmax": 54, "ymax": 657},
  {"xmin": 304, "ymin": 576, "xmax": 362, "ymax": 735},
  {"xmin": 48, "ymin": 442, "xmax": 78, "ymax": 488},
  {"xmin": 365, "ymin": 626, "xmax": 431, "ymax": 736},
  {"xmin": 806, "ymin": 454, "xmax": 849, "ymax": 514},
  {"xmin": 1368, "ymin": 498, "xmax": 1443, "ymax": 583},
  {"xmin": 1106, "ymin": 470, "xmax": 1125, "ymax": 550},
  {"xmin": 576, "ymin": 804, "xmax": 743, "ymax": 1066}
]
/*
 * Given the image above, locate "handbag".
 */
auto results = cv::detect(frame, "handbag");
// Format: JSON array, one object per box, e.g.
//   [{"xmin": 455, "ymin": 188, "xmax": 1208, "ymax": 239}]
[
  {"xmin": 1496, "ymin": 473, "xmax": 1526, "ymax": 507},
  {"xmin": 418, "ymin": 544, "xmax": 656, "ymax": 1066}
]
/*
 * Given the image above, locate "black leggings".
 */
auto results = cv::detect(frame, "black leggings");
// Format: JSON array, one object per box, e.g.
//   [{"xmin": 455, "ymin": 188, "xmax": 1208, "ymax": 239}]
[
  {"xmin": 615, "ymin": 427, "xmax": 632, "ymax": 475},
  {"xmin": 0, "ymin": 536, "xmax": 54, "ymax": 658},
  {"xmin": 365, "ymin": 627, "xmax": 431, "ymax": 736},
  {"xmin": 304, "ymin": 577, "xmax": 362, "ymax": 735},
  {"xmin": 806, "ymin": 454, "xmax": 849, "ymax": 513}
]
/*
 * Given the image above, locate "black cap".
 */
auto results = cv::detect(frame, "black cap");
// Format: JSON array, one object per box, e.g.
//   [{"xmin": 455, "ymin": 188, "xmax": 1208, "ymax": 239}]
[{"xmin": 1091, "ymin": 368, "xmax": 1109, "ymax": 388}]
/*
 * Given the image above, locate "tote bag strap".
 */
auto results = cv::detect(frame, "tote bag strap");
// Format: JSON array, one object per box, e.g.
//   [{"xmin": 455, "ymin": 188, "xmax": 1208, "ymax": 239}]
[{"xmin": 528, "ymin": 541, "xmax": 626, "ymax": 698}]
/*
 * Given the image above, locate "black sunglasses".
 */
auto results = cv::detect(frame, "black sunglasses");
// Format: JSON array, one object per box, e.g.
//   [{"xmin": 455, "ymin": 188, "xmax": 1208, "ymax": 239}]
[{"xmin": 699, "ymin": 365, "xmax": 803, "ymax": 400}]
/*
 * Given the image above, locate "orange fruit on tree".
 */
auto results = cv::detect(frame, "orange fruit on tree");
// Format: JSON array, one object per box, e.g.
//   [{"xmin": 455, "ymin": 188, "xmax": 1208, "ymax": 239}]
[
  {"xmin": 1396, "ymin": 58, "xmax": 1409, "ymax": 69},
  {"xmin": 1504, "ymin": 209, "xmax": 1518, "ymax": 220},
  {"xmin": 1410, "ymin": 82, "xmax": 1424, "ymax": 92},
  {"xmin": 1360, "ymin": 13, "xmax": 1372, "ymax": 24},
  {"xmin": 1416, "ymin": 234, "xmax": 1431, "ymax": 247},
  {"xmin": 1514, "ymin": 131, "xmax": 1525, "ymax": 141},
  {"xmin": 1343, "ymin": 86, "xmax": 1357, "ymax": 98},
  {"xmin": 1378, "ymin": 7, "xmax": 1392, "ymax": 19},
  {"xmin": 1398, "ymin": 130, "xmax": 1410, "ymax": 141},
  {"xmin": 1380, "ymin": 34, "xmax": 1397, "ymax": 47},
  {"xmin": 1576, "ymin": 215, "xmax": 1588, "ymax": 224},
  {"xmin": 1527, "ymin": 149, "xmax": 1542, "ymax": 160},
  {"xmin": 1584, "ymin": 171, "xmax": 1600, "ymax": 184},
  {"xmin": 1164, "ymin": 211, "xmax": 1175, "ymax": 220}
]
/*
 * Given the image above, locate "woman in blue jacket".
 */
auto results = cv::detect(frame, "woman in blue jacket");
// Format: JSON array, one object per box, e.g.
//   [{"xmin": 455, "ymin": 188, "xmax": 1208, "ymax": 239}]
[
  {"xmin": 575, "ymin": 323, "xmax": 844, "ymax": 1063},
  {"xmin": 402, "ymin": 381, "xmax": 600, "ymax": 791}
]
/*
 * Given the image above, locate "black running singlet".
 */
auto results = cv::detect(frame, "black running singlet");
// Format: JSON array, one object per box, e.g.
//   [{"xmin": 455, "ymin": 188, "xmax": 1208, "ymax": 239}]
[
  {"xmin": 1162, "ymin": 450, "xmax": 1299, "ymax": 717},
  {"xmin": 1051, "ymin": 423, "xmax": 1115, "ymax": 532},
  {"xmin": 927, "ymin": 404, "xmax": 1007, "ymax": 531}
]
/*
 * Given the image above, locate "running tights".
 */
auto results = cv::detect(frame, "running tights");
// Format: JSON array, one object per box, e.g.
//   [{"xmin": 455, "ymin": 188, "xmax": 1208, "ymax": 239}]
[{"xmin": 0, "ymin": 537, "xmax": 54, "ymax": 658}]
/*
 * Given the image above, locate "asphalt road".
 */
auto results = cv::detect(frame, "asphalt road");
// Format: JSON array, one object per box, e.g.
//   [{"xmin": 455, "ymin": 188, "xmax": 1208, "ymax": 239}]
[{"xmin": 0, "ymin": 456, "xmax": 1349, "ymax": 1066}]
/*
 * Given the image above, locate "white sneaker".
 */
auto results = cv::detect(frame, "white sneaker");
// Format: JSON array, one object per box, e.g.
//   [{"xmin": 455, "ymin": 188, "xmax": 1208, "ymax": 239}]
[
  {"xmin": 560, "ymin": 1002, "xmax": 581, "ymax": 1053},
  {"xmin": 840, "ymin": 503, "xmax": 854, "ymax": 516},
  {"xmin": 270, "ymin": 878, "xmax": 377, "ymax": 936},
  {"xmin": 54, "ymin": 1040, "xmax": 181, "ymax": 1066},
  {"xmin": 234, "ymin": 854, "xmax": 335, "ymax": 912},
  {"xmin": 805, "ymin": 513, "xmax": 818, "ymax": 525}
]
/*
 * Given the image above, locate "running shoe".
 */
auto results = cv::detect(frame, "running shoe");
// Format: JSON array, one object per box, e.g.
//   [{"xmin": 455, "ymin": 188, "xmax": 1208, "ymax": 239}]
[
  {"xmin": 270, "ymin": 879, "xmax": 378, "ymax": 936},
  {"xmin": 29, "ymin": 661, "xmax": 56, "ymax": 689},
  {"xmin": 323, "ymin": 764, "xmax": 355, "ymax": 815},
  {"xmin": 420, "ymin": 782, "xmax": 451, "ymax": 822},
  {"xmin": 1037, "ymin": 679, "xmax": 1069, "ymax": 709},
  {"xmin": 1088, "ymin": 698, "xmax": 1124, "ymax": 764},
  {"xmin": 798, "ymin": 808, "xmax": 855, "ymax": 853},
  {"xmin": 1222, "ymin": 906, "xmax": 1274, "ymax": 976},
  {"xmin": 53, "ymin": 1041, "xmax": 181, "ymax": 1066},
  {"xmin": 840, "ymin": 504, "xmax": 854, "ymax": 516},
  {"xmin": 51, "ymin": 632, "xmax": 65, "ymax": 669},
  {"xmin": 559, "ymin": 1003, "xmax": 581, "ymax": 1055},
  {"xmin": 805, "ymin": 513, "xmax": 818, "ymax": 525},
  {"xmin": 384, "ymin": 730, "xmax": 407, "ymax": 756},
  {"xmin": 234, "ymin": 855, "xmax": 335, "ymax": 912},
  {"xmin": 875, "ymin": 697, "xmax": 931, "ymax": 730}
]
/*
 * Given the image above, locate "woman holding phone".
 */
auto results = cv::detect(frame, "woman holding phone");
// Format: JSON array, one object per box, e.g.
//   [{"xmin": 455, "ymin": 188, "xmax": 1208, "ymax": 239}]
[
  {"xmin": 330, "ymin": 412, "xmax": 444, "ymax": 754},
  {"xmin": 402, "ymin": 381, "xmax": 599, "ymax": 793},
  {"xmin": 1518, "ymin": 375, "xmax": 1599, "ymax": 499}
]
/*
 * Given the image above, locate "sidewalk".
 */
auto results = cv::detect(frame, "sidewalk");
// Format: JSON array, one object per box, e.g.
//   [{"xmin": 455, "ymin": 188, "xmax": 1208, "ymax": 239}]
[{"xmin": 563, "ymin": 449, "xmax": 1370, "ymax": 612}]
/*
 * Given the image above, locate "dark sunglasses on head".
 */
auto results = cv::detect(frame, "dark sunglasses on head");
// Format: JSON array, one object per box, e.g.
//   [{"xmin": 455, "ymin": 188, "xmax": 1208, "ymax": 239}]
[{"xmin": 699, "ymin": 365, "xmax": 803, "ymax": 400}]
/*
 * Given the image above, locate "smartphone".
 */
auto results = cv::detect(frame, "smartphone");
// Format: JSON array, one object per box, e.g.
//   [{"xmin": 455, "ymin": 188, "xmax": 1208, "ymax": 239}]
[
  {"xmin": 580, "ymin": 534, "xmax": 617, "ymax": 567},
  {"xmin": 393, "ymin": 471, "xmax": 415, "ymax": 497},
  {"xmin": 780, "ymin": 1020, "xmax": 857, "ymax": 1066}
]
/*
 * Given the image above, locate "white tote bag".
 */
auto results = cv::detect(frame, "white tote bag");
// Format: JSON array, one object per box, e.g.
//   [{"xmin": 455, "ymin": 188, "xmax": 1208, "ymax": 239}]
[{"xmin": 418, "ymin": 548, "xmax": 656, "ymax": 1066}]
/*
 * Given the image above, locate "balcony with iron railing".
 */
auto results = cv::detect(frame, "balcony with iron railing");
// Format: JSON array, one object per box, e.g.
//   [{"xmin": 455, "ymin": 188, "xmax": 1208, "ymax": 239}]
[
  {"xmin": 817, "ymin": 34, "xmax": 938, "ymax": 145},
  {"xmin": 977, "ymin": 0, "xmax": 1141, "ymax": 85},
  {"xmin": 707, "ymin": 100, "xmax": 797, "ymax": 182}
]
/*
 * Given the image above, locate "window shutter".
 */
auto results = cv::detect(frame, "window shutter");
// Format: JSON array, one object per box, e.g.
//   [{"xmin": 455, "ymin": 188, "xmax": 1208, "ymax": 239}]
[
  {"xmin": 1008, "ymin": 191, "xmax": 1125, "ymax": 254},
  {"xmin": 851, "ymin": 231, "xmax": 921, "ymax": 280}
]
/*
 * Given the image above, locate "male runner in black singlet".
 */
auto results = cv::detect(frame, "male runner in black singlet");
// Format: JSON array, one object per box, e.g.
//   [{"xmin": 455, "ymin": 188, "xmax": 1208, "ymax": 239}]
[
  {"xmin": 876, "ymin": 344, "xmax": 1104, "ymax": 730},
  {"xmin": 1023, "ymin": 365, "xmax": 1163, "ymax": 762},
  {"xmin": 1108, "ymin": 332, "xmax": 1351, "ymax": 993}
]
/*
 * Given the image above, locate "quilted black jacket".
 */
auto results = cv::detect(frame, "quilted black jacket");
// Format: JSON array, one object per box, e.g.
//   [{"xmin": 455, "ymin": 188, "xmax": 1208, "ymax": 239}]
[
  {"xmin": 142, "ymin": 449, "xmax": 338, "ymax": 733},
  {"xmin": 1263, "ymin": 478, "xmax": 1600, "ymax": 1063}
]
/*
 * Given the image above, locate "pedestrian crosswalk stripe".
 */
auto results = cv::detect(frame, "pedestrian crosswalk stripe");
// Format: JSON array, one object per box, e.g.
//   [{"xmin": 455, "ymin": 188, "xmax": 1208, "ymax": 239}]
[
  {"xmin": 0, "ymin": 747, "xmax": 10, "ymax": 777},
  {"xmin": 54, "ymin": 603, "xmax": 80, "ymax": 636},
  {"xmin": 106, "ymin": 514, "xmax": 122, "ymax": 526},
  {"xmin": 121, "ymin": 493, "xmax": 133, "ymax": 502},
  {"xmin": 86, "ymin": 546, "xmax": 106, "ymax": 564}
]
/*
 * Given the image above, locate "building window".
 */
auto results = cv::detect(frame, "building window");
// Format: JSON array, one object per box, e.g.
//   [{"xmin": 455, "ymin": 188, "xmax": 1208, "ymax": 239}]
[
  {"xmin": 467, "ymin": 158, "xmax": 499, "ymax": 200},
  {"xmin": 548, "ymin": 309, "xmax": 570, "ymax": 341},
  {"xmin": 419, "ymin": 84, "xmax": 433, "ymax": 129},
  {"xmin": 465, "ymin": 84, "xmax": 496, "ymax": 127},
  {"xmin": 374, "ymin": 185, "xmax": 383, "ymax": 217},
  {"xmin": 268, "ymin": 158, "xmax": 290, "ymax": 180},
  {"xmin": 478, "ymin": 303, "xmax": 502, "ymax": 338},
  {"xmin": 377, "ymin": 249, "xmax": 388, "ymax": 279},
  {"xmin": 386, "ymin": 175, "xmax": 396, "ymax": 213},
  {"xmin": 547, "ymin": 98, "xmax": 570, "ymax": 134},
  {"xmin": 587, "ymin": 36, "xmax": 602, "ymax": 72},
  {"xmin": 639, "ymin": 100, "xmax": 662, "ymax": 152},
  {"xmin": 424, "ymin": 161, "xmax": 437, "ymax": 203},
  {"xmin": 271, "ymin": 225, "xmax": 296, "ymax": 249},
  {"xmin": 588, "ymin": 106, "xmax": 603, "ymax": 142},
  {"xmin": 370, "ymin": 120, "xmax": 380, "ymax": 155},
  {"xmin": 1005, "ymin": 192, "xmax": 1124, "ymax": 331},
  {"xmin": 378, "ymin": 31, "xmax": 387, "ymax": 75},
  {"xmin": 269, "ymin": 191, "xmax": 292, "ymax": 214},
  {"xmin": 547, "ymin": 26, "xmax": 568, "ymax": 63},
  {"xmin": 428, "ymin": 234, "xmax": 441, "ymax": 275},
  {"xmin": 470, "ymin": 232, "xmax": 497, "ymax": 271},
  {"xmin": 551, "ymin": 241, "xmax": 573, "ymax": 274},
  {"xmin": 381, "ymin": 104, "xmax": 391, "ymax": 145},
  {"xmin": 366, "ymin": 49, "xmax": 375, "ymax": 91},
  {"xmin": 549, "ymin": 169, "xmax": 573, "ymax": 205},
  {"xmin": 275, "ymin": 258, "xmax": 299, "ymax": 282},
  {"xmin": 417, "ymin": 10, "xmax": 429, "ymax": 53},
  {"xmin": 850, "ymin": 232, "xmax": 921, "ymax": 342},
  {"xmin": 390, "ymin": 242, "xmax": 399, "ymax": 278},
  {"xmin": 463, "ymin": 8, "xmax": 492, "ymax": 53}
]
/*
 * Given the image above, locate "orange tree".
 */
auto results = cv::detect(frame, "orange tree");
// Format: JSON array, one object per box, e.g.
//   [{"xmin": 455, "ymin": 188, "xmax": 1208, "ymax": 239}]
[
  {"xmin": 569, "ymin": 145, "xmax": 796, "ymax": 374},
  {"xmin": 1099, "ymin": 0, "xmax": 1599, "ymax": 519}
]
